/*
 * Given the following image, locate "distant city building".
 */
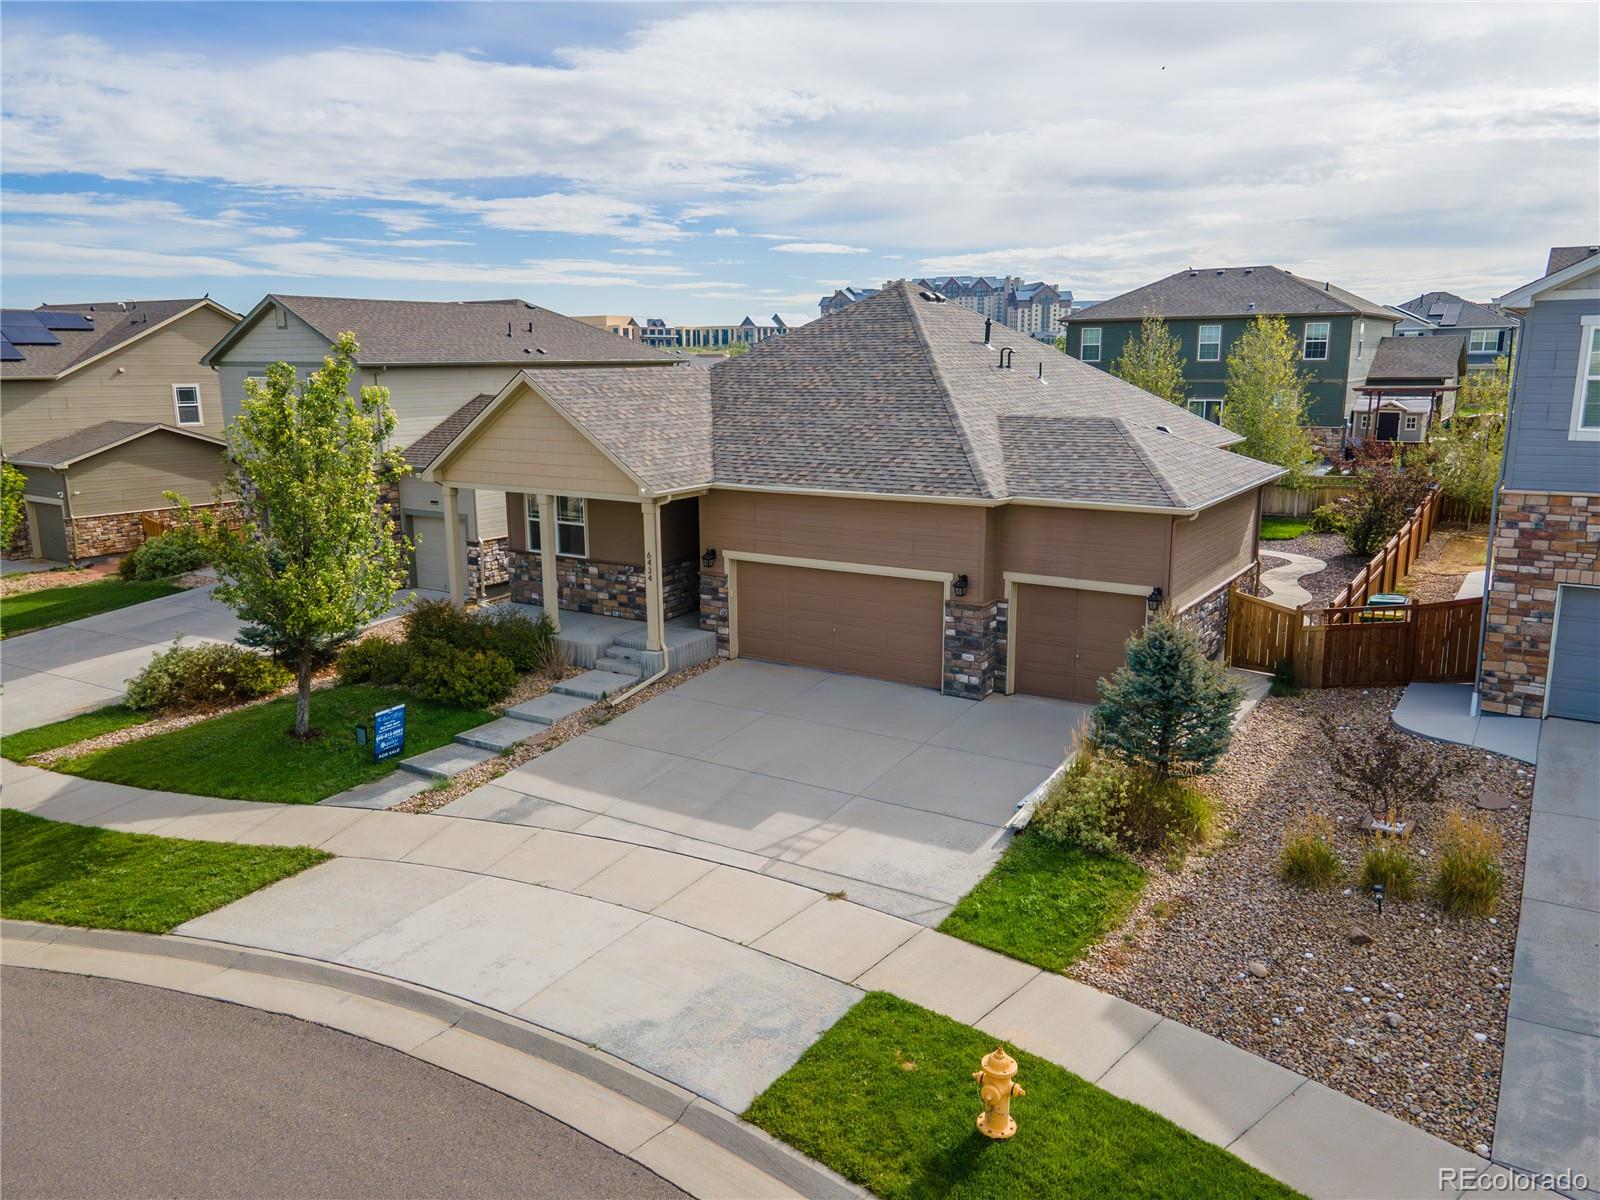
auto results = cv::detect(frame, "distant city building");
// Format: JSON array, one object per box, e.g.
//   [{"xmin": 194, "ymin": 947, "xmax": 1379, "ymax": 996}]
[
  {"xmin": 575, "ymin": 315, "xmax": 642, "ymax": 340},
  {"xmin": 1389, "ymin": 291, "xmax": 1518, "ymax": 373},
  {"xmin": 635, "ymin": 314, "xmax": 790, "ymax": 351},
  {"xmin": 820, "ymin": 276, "xmax": 1075, "ymax": 334}
]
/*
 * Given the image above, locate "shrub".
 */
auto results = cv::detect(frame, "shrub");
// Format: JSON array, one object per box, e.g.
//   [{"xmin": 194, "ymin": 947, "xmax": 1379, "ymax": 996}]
[
  {"xmin": 336, "ymin": 637, "xmax": 413, "ymax": 686},
  {"xmin": 124, "ymin": 641, "xmax": 292, "ymax": 711},
  {"xmin": 404, "ymin": 599, "xmax": 491, "ymax": 651},
  {"xmin": 1309, "ymin": 501, "xmax": 1349, "ymax": 535},
  {"xmin": 1032, "ymin": 744, "xmax": 1211, "ymax": 856},
  {"xmin": 1278, "ymin": 812, "xmax": 1340, "ymax": 888},
  {"xmin": 1269, "ymin": 655, "xmax": 1299, "ymax": 698},
  {"xmin": 404, "ymin": 641, "xmax": 515, "ymax": 709},
  {"xmin": 1358, "ymin": 841, "xmax": 1420, "ymax": 901},
  {"xmin": 1434, "ymin": 812, "xmax": 1502, "ymax": 917},
  {"xmin": 118, "ymin": 528, "xmax": 209, "ymax": 581},
  {"xmin": 1342, "ymin": 445, "xmax": 1433, "ymax": 557},
  {"xmin": 480, "ymin": 607, "xmax": 557, "ymax": 672}
]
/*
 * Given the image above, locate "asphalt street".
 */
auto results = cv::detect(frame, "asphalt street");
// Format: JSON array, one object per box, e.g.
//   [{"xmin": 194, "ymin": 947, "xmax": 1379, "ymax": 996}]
[{"xmin": 0, "ymin": 966, "xmax": 686, "ymax": 1200}]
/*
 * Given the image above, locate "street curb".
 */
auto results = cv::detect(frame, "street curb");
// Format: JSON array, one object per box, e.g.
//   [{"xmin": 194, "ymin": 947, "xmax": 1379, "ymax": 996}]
[{"xmin": 1, "ymin": 919, "xmax": 864, "ymax": 1200}]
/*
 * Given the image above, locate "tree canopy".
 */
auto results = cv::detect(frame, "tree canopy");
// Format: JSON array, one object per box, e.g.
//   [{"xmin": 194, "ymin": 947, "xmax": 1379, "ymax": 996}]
[
  {"xmin": 1111, "ymin": 312, "xmax": 1188, "ymax": 406},
  {"xmin": 1221, "ymin": 314, "xmax": 1318, "ymax": 486}
]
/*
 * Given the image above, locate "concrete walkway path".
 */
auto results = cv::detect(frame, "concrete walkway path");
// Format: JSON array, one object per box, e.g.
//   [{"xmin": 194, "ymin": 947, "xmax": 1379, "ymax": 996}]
[
  {"xmin": 0, "ymin": 761, "xmax": 1535, "ymax": 1199},
  {"xmin": 1494, "ymin": 717, "xmax": 1600, "ymax": 1196},
  {"xmin": 1258, "ymin": 549, "xmax": 1324, "ymax": 607},
  {"xmin": 1393, "ymin": 681, "xmax": 1542, "ymax": 764}
]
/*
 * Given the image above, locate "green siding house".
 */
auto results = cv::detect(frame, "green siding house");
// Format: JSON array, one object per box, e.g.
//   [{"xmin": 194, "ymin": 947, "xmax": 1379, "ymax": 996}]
[{"xmin": 1061, "ymin": 266, "xmax": 1397, "ymax": 432}]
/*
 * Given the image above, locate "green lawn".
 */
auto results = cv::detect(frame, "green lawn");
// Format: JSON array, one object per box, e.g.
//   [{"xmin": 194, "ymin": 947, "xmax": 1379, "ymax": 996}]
[
  {"xmin": 1, "ymin": 705, "xmax": 153, "ymax": 763},
  {"xmin": 53, "ymin": 685, "xmax": 490, "ymax": 804},
  {"xmin": 1259, "ymin": 517, "xmax": 1312, "ymax": 541},
  {"xmin": 745, "ymin": 993, "xmax": 1299, "ymax": 1200},
  {"xmin": 0, "ymin": 809, "xmax": 328, "ymax": 933},
  {"xmin": 0, "ymin": 578, "xmax": 185, "ymax": 638},
  {"xmin": 938, "ymin": 834, "xmax": 1146, "ymax": 972}
]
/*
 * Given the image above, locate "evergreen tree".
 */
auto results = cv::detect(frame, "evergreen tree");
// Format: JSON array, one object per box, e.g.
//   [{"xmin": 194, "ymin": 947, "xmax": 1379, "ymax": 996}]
[
  {"xmin": 1091, "ymin": 611, "xmax": 1244, "ymax": 779},
  {"xmin": 1221, "ymin": 314, "xmax": 1318, "ymax": 486},
  {"xmin": 1111, "ymin": 312, "xmax": 1187, "ymax": 406}
]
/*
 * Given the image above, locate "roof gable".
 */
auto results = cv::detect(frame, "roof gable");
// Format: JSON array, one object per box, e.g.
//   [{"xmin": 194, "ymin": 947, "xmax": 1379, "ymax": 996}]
[
  {"xmin": 2, "ymin": 299, "xmax": 236, "ymax": 381},
  {"xmin": 6, "ymin": 419, "xmax": 225, "ymax": 468},
  {"xmin": 1067, "ymin": 266, "xmax": 1393, "ymax": 322},
  {"xmin": 1367, "ymin": 335, "xmax": 1467, "ymax": 382}
]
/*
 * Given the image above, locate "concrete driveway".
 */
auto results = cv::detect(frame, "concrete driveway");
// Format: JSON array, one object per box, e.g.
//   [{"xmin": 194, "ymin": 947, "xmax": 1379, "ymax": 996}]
[{"xmin": 441, "ymin": 660, "xmax": 1085, "ymax": 922}]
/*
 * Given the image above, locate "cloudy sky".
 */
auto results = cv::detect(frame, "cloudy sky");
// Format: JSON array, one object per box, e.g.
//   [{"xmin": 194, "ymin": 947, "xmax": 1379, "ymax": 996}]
[{"xmin": 2, "ymin": 2, "xmax": 1595, "ymax": 324}]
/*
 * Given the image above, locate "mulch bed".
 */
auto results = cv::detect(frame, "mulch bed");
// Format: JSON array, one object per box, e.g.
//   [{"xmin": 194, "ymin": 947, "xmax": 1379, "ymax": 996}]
[{"xmin": 1070, "ymin": 687, "xmax": 1532, "ymax": 1157}]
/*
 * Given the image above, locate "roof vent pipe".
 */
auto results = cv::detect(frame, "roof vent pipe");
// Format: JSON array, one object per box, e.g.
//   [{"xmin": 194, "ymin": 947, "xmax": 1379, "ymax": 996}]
[
  {"xmin": 507, "ymin": 322, "xmax": 513, "ymax": 337},
  {"xmin": 1325, "ymin": 281, "xmax": 1331, "ymax": 291},
  {"xmin": 983, "ymin": 318, "xmax": 992, "ymax": 346},
  {"xmin": 999, "ymin": 347, "xmax": 1014, "ymax": 370},
  {"xmin": 1037, "ymin": 362, "xmax": 1046, "ymax": 384}
]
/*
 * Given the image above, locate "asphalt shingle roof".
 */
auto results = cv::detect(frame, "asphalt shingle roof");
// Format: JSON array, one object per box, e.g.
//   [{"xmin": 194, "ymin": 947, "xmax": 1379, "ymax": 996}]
[
  {"xmin": 1546, "ymin": 246, "xmax": 1600, "ymax": 276},
  {"xmin": 2, "ymin": 300, "xmax": 217, "ymax": 380},
  {"xmin": 1396, "ymin": 292, "xmax": 1514, "ymax": 330},
  {"xmin": 7, "ymin": 420, "xmax": 223, "ymax": 467},
  {"xmin": 1064, "ymin": 266, "xmax": 1393, "ymax": 322},
  {"xmin": 255, "ymin": 296, "xmax": 675, "ymax": 366},
  {"xmin": 403, "ymin": 394, "xmax": 495, "ymax": 470},
  {"xmin": 1367, "ymin": 335, "xmax": 1467, "ymax": 382},
  {"xmin": 478, "ymin": 283, "xmax": 1280, "ymax": 510}
]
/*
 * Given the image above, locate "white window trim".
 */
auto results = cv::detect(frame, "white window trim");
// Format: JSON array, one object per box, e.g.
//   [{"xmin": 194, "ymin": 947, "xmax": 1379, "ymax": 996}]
[
  {"xmin": 1571, "ymin": 315, "xmax": 1600, "ymax": 442},
  {"xmin": 1468, "ymin": 329, "xmax": 1499, "ymax": 353},
  {"xmin": 172, "ymin": 383, "xmax": 204, "ymax": 426},
  {"xmin": 1404, "ymin": 415, "xmax": 1419, "ymax": 432},
  {"xmin": 527, "ymin": 494, "xmax": 590, "ymax": 559},
  {"xmin": 1197, "ymin": 324, "xmax": 1222, "ymax": 362},
  {"xmin": 1080, "ymin": 327, "xmax": 1102, "ymax": 362},
  {"xmin": 1302, "ymin": 321, "xmax": 1331, "ymax": 361}
]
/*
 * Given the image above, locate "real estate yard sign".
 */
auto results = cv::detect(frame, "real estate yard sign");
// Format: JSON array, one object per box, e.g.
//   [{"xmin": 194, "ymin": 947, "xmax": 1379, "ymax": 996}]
[{"xmin": 373, "ymin": 704, "xmax": 406, "ymax": 762}]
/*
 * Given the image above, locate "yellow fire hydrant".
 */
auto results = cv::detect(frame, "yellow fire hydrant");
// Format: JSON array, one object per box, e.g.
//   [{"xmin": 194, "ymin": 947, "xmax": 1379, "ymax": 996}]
[{"xmin": 973, "ymin": 1046, "xmax": 1024, "ymax": 1139}]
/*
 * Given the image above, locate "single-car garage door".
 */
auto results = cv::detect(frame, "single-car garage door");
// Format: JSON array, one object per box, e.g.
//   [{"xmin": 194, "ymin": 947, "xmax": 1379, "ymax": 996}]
[
  {"xmin": 1012, "ymin": 584, "xmax": 1146, "ymax": 703},
  {"xmin": 735, "ymin": 561, "xmax": 943, "ymax": 688},
  {"xmin": 1548, "ymin": 585, "xmax": 1600, "ymax": 722},
  {"xmin": 409, "ymin": 514, "xmax": 449, "ymax": 592},
  {"xmin": 33, "ymin": 503, "xmax": 68, "ymax": 562}
]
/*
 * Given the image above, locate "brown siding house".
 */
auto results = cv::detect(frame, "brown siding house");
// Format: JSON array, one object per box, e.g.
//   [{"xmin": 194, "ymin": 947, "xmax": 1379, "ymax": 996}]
[{"xmin": 427, "ymin": 283, "xmax": 1283, "ymax": 702}]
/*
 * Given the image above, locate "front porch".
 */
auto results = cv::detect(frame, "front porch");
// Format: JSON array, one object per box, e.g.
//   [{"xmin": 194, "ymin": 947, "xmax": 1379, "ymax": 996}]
[{"xmin": 503, "ymin": 604, "xmax": 717, "ymax": 675}]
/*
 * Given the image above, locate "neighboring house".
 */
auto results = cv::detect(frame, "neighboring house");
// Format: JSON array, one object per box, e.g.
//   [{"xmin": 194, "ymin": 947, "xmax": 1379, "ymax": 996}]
[
  {"xmin": 1060, "ymin": 266, "xmax": 1397, "ymax": 439},
  {"xmin": 1393, "ymin": 291, "xmax": 1518, "ymax": 372},
  {"xmin": 1351, "ymin": 335, "xmax": 1467, "ymax": 444},
  {"xmin": 1477, "ymin": 245, "xmax": 1600, "ymax": 721},
  {"xmin": 1, "ymin": 298, "xmax": 240, "ymax": 560},
  {"xmin": 575, "ymin": 315, "xmax": 642, "ymax": 340},
  {"xmin": 824, "ymin": 276, "xmax": 1074, "ymax": 335},
  {"xmin": 202, "ymin": 296, "xmax": 677, "ymax": 598},
  {"xmin": 635, "ymin": 315, "xmax": 790, "ymax": 351},
  {"xmin": 423, "ymin": 282, "xmax": 1283, "ymax": 703}
]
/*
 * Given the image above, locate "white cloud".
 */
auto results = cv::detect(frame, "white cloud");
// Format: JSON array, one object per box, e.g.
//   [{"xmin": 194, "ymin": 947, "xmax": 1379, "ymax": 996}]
[
  {"xmin": 612, "ymin": 247, "xmax": 674, "ymax": 257},
  {"xmin": 356, "ymin": 209, "xmax": 436, "ymax": 234},
  {"xmin": 713, "ymin": 226, "xmax": 741, "ymax": 237},
  {"xmin": 771, "ymin": 242, "xmax": 869, "ymax": 255},
  {"xmin": 462, "ymin": 193, "xmax": 683, "ymax": 242}
]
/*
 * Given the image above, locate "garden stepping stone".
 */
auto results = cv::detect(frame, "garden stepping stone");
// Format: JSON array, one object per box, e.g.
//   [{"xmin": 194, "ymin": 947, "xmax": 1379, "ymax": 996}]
[
  {"xmin": 398, "ymin": 743, "xmax": 496, "ymax": 780},
  {"xmin": 504, "ymin": 692, "xmax": 593, "ymax": 727},
  {"xmin": 319, "ymin": 773, "xmax": 434, "ymax": 810},
  {"xmin": 553, "ymin": 669, "xmax": 641, "ymax": 702},
  {"xmin": 454, "ymin": 718, "xmax": 546, "ymax": 753}
]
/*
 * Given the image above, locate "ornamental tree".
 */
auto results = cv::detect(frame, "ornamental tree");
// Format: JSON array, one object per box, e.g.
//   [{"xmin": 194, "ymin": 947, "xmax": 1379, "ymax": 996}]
[
  {"xmin": 1221, "ymin": 314, "xmax": 1318, "ymax": 486},
  {"xmin": 0, "ymin": 461, "xmax": 25, "ymax": 550},
  {"xmin": 1111, "ymin": 312, "xmax": 1187, "ymax": 406},
  {"xmin": 208, "ymin": 333, "xmax": 408, "ymax": 738},
  {"xmin": 1091, "ymin": 611, "xmax": 1244, "ymax": 780}
]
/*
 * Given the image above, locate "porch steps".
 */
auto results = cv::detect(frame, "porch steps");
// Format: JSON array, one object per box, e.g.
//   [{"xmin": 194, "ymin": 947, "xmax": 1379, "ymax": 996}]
[
  {"xmin": 604, "ymin": 645, "xmax": 646, "ymax": 666},
  {"xmin": 553, "ymin": 669, "xmax": 641, "ymax": 702},
  {"xmin": 398, "ymin": 743, "xmax": 496, "ymax": 780},
  {"xmin": 594, "ymin": 655, "xmax": 642, "ymax": 677},
  {"xmin": 503, "ymin": 691, "xmax": 594, "ymax": 727}
]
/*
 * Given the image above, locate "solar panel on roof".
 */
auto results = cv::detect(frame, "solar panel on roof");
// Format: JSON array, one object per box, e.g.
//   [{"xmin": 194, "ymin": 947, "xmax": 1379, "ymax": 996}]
[
  {"xmin": 0, "ymin": 337, "xmax": 22, "ymax": 361},
  {"xmin": 36, "ymin": 311, "xmax": 94, "ymax": 331},
  {"xmin": 0, "ymin": 316, "xmax": 60, "ymax": 346}
]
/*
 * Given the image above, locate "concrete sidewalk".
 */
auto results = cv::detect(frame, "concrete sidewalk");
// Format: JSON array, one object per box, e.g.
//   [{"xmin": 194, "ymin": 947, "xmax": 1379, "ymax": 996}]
[
  {"xmin": 1494, "ymin": 717, "xmax": 1600, "ymax": 1196},
  {"xmin": 0, "ymin": 762, "xmax": 1536, "ymax": 1199},
  {"xmin": 1393, "ymin": 682, "xmax": 1542, "ymax": 764}
]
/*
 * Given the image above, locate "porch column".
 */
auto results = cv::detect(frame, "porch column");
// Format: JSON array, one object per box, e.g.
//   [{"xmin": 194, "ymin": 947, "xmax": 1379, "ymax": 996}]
[
  {"xmin": 641, "ymin": 499, "xmax": 664, "ymax": 652},
  {"xmin": 442, "ymin": 485, "xmax": 466, "ymax": 607},
  {"xmin": 536, "ymin": 493, "xmax": 560, "ymax": 632}
]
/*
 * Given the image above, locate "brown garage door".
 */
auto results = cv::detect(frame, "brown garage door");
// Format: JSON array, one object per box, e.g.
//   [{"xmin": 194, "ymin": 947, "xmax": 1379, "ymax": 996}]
[
  {"xmin": 736, "ymin": 561, "xmax": 943, "ymax": 688},
  {"xmin": 1013, "ymin": 584, "xmax": 1146, "ymax": 703}
]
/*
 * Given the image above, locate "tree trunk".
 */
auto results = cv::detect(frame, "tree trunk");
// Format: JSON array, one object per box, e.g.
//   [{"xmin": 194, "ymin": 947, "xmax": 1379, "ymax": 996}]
[{"xmin": 293, "ymin": 645, "xmax": 314, "ymax": 738}]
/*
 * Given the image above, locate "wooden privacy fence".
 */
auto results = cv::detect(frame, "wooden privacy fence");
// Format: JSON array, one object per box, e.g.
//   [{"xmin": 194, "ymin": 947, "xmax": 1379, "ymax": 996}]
[
  {"xmin": 1329, "ymin": 486, "xmax": 1443, "ymax": 612},
  {"xmin": 1261, "ymin": 478, "xmax": 1364, "ymax": 517},
  {"xmin": 1227, "ymin": 589, "xmax": 1482, "ymax": 688}
]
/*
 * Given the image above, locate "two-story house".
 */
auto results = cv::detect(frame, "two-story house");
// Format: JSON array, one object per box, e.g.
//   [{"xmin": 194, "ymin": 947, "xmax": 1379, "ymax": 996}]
[
  {"xmin": 1477, "ymin": 246, "xmax": 1600, "ymax": 722},
  {"xmin": 1393, "ymin": 291, "xmax": 1518, "ymax": 373},
  {"xmin": 202, "ymin": 296, "xmax": 677, "ymax": 598},
  {"xmin": 2, "ymin": 298, "xmax": 240, "ymax": 561},
  {"xmin": 1060, "ymin": 266, "xmax": 1397, "ymax": 447}
]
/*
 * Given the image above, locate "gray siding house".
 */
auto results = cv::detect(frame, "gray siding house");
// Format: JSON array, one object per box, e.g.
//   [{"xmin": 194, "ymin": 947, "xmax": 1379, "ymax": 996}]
[
  {"xmin": 1393, "ymin": 291, "xmax": 1518, "ymax": 373},
  {"xmin": 1478, "ymin": 246, "xmax": 1600, "ymax": 721}
]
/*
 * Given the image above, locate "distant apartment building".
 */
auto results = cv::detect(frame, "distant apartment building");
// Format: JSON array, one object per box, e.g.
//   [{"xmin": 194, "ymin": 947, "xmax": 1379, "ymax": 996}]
[
  {"xmin": 575, "ymin": 315, "xmax": 642, "ymax": 340},
  {"xmin": 819, "ymin": 277, "xmax": 1074, "ymax": 334},
  {"xmin": 634, "ymin": 315, "xmax": 790, "ymax": 351}
]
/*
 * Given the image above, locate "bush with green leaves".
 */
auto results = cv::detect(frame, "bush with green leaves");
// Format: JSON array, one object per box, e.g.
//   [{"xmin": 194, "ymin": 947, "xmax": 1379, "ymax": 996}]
[
  {"xmin": 1309, "ymin": 501, "xmax": 1350, "ymax": 535},
  {"xmin": 1031, "ymin": 743, "xmax": 1211, "ymax": 856},
  {"xmin": 336, "ymin": 637, "xmax": 413, "ymax": 686},
  {"xmin": 404, "ymin": 642, "xmax": 516, "ymax": 709},
  {"xmin": 1434, "ymin": 812, "xmax": 1502, "ymax": 917},
  {"xmin": 118, "ymin": 527, "xmax": 210, "ymax": 581},
  {"xmin": 480, "ymin": 606, "xmax": 557, "ymax": 672},
  {"xmin": 1278, "ymin": 811, "xmax": 1340, "ymax": 888},
  {"xmin": 403, "ymin": 599, "xmax": 556, "ymax": 673},
  {"xmin": 124, "ymin": 641, "xmax": 292, "ymax": 711},
  {"xmin": 1358, "ymin": 841, "xmax": 1420, "ymax": 901}
]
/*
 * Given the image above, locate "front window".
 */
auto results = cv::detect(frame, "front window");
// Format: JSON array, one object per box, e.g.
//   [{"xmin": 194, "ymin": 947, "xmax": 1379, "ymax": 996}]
[
  {"xmin": 172, "ymin": 384, "xmax": 203, "ymax": 426},
  {"xmin": 1404, "ymin": 415, "xmax": 1419, "ymax": 432},
  {"xmin": 528, "ymin": 495, "xmax": 589, "ymax": 557},
  {"xmin": 1079, "ymin": 327, "xmax": 1102, "ymax": 362},
  {"xmin": 1302, "ymin": 321, "xmax": 1330, "ymax": 361},
  {"xmin": 1197, "ymin": 324, "xmax": 1222, "ymax": 362},
  {"xmin": 1469, "ymin": 329, "xmax": 1499, "ymax": 354},
  {"xmin": 1573, "ymin": 322, "xmax": 1600, "ymax": 440},
  {"xmin": 1187, "ymin": 397, "xmax": 1222, "ymax": 423}
]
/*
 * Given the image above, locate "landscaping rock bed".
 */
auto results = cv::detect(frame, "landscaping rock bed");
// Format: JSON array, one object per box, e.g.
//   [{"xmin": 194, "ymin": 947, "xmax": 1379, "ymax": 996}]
[
  {"xmin": 1070, "ymin": 687, "xmax": 1532, "ymax": 1156},
  {"xmin": 1399, "ymin": 526, "xmax": 1486, "ymax": 604},
  {"xmin": 1258, "ymin": 531, "xmax": 1366, "ymax": 607}
]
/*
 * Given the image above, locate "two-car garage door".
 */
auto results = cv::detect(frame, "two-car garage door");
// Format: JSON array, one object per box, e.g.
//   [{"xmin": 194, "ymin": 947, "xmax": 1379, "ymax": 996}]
[{"xmin": 1011, "ymin": 584, "xmax": 1146, "ymax": 704}]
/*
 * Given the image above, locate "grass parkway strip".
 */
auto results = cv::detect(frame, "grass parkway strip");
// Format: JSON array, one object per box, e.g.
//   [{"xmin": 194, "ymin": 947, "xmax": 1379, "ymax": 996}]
[
  {"xmin": 0, "ymin": 578, "xmax": 187, "ymax": 639},
  {"xmin": 0, "ymin": 705, "xmax": 154, "ymax": 763}
]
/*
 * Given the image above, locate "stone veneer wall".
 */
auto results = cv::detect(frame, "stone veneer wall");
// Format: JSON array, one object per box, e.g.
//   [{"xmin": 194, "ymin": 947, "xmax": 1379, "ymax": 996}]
[
  {"xmin": 664, "ymin": 558, "xmax": 699, "ymax": 621},
  {"xmin": 509, "ymin": 549, "xmax": 698, "ymax": 622},
  {"xmin": 65, "ymin": 502, "xmax": 243, "ymax": 561},
  {"xmin": 7, "ymin": 506, "xmax": 32, "ymax": 558},
  {"xmin": 1176, "ymin": 561, "xmax": 1261, "ymax": 662},
  {"xmin": 699, "ymin": 570, "xmax": 730, "ymax": 655},
  {"xmin": 943, "ymin": 598, "xmax": 1007, "ymax": 700},
  {"xmin": 1479, "ymin": 490, "xmax": 1597, "ymax": 716},
  {"xmin": 466, "ymin": 536, "xmax": 512, "ymax": 597}
]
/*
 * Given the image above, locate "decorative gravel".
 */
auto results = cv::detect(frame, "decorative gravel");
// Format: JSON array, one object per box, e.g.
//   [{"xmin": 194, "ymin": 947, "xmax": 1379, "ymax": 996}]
[
  {"xmin": 1070, "ymin": 687, "xmax": 1532, "ymax": 1156},
  {"xmin": 1259, "ymin": 530, "xmax": 1368, "ymax": 607}
]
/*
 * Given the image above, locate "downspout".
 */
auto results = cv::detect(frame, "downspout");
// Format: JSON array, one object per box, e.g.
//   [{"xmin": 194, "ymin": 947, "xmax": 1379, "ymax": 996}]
[{"xmin": 1469, "ymin": 321, "xmax": 1521, "ymax": 716}]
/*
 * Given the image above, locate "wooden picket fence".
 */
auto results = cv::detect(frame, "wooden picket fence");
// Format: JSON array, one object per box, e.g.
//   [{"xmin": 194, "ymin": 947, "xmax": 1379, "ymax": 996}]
[
  {"xmin": 1227, "ymin": 588, "xmax": 1482, "ymax": 688},
  {"xmin": 1261, "ymin": 478, "xmax": 1364, "ymax": 517},
  {"xmin": 1328, "ymin": 486, "xmax": 1443, "ymax": 613}
]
